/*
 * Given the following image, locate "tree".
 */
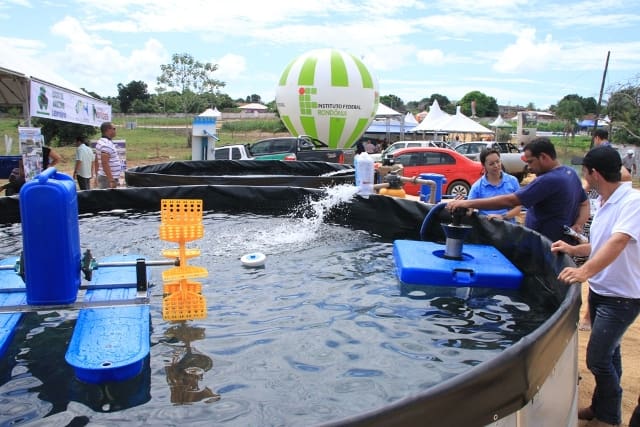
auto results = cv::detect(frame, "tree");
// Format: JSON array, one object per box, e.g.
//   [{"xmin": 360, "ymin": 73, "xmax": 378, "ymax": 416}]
[
  {"xmin": 458, "ymin": 91, "xmax": 499, "ymax": 117},
  {"xmin": 245, "ymin": 94, "xmax": 262, "ymax": 104},
  {"xmin": 380, "ymin": 94, "xmax": 404, "ymax": 112},
  {"xmin": 117, "ymin": 80, "xmax": 150, "ymax": 113},
  {"xmin": 556, "ymin": 94, "xmax": 598, "ymax": 115},
  {"xmin": 607, "ymin": 75, "xmax": 640, "ymax": 144},
  {"xmin": 428, "ymin": 94, "xmax": 454, "ymax": 113},
  {"xmin": 157, "ymin": 53, "xmax": 225, "ymax": 115},
  {"xmin": 555, "ymin": 98, "xmax": 584, "ymax": 137},
  {"xmin": 31, "ymin": 117, "xmax": 96, "ymax": 147}
]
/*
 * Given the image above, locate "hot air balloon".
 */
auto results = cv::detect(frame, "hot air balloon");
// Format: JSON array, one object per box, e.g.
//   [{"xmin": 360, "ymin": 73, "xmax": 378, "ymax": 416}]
[{"xmin": 275, "ymin": 49, "xmax": 379, "ymax": 149}]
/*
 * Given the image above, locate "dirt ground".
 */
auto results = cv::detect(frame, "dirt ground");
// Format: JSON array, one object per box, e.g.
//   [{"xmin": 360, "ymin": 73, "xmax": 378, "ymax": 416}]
[{"xmin": 577, "ymin": 283, "xmax": 640, "ymax": 427}]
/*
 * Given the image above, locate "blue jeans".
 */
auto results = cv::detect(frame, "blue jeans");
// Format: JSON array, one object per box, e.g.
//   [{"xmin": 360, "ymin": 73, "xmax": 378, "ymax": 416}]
[{"xmin": 587, "ymin": 289, "xmax": 640, "ymax": 425}]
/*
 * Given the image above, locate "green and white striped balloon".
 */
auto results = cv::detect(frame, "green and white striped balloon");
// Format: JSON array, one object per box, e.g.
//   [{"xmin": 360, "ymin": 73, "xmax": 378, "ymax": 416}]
[{"xmin": 275, "ymin": 49, "xmax": 379, "ymax": 149}]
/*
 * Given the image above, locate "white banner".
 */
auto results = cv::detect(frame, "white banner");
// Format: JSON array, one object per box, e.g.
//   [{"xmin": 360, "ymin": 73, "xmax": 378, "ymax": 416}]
[{"xmin": 29, "ymin": 80, "xmax": 111, "ymax": 126}]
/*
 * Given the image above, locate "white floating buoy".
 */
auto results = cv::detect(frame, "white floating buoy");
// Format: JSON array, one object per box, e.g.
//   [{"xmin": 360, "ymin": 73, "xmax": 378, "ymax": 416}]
[{"xmin": 241, "ymin": 252, "xmax": 266, "ymax": 267}]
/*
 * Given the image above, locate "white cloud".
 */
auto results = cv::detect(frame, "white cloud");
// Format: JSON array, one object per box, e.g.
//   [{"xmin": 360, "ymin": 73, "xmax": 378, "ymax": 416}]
[{"xmin": 492, "ymin": 29, "xmax": 561, "ymax": 73}]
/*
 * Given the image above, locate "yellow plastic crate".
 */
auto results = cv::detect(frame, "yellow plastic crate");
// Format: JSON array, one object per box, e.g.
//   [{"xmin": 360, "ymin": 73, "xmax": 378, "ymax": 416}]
[
  {"xmin": 163, "ymin": 280, "xmax": 202, "ymax": 294},
  {"xmin": 163, "ymin": 290, "xmax": 207, "ymax": 321}
]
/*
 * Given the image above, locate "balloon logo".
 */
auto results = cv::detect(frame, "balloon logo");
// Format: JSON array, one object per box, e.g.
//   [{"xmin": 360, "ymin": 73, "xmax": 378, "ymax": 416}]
[{"xmin": 275, "ymin": 49, "xmax": 379, "ymax": 149}]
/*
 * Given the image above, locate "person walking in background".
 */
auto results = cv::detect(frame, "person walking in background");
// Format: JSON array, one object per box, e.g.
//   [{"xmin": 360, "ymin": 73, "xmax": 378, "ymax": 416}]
[
  {"xmin": 0, "ymin": 159, "xmax": 25, "ymax": 196},
  {"xmin": 94, "ymin": 122, "xmax": 122, "ymax": 189},
  {"xmin": 592, "ymin": 129, "xmax": 631, "ymax": 182},
  {"xmin": 551, "ymin": 145, "xmax": 640, "ymax": 427},
  {"xmin": 447, "ymin": 137, "xmax": 589, "ymax": 243},
  {"xmin": 73, "ymin": 136, "xmax": 94, "ymax": 190},
  {"xmin": 593, "ymin": 129, "xmax": 611, "ymax": 147},
  {"xmin": 467, "ymin": 147, "xmax": 521, "ymax": 222},
  {"xmin": 622, "ymin": 149, "xmax": 636, "ymax": 176},
  {"xmin": 42, "ymin": 145, "xmax": 61, "ymax": 170}
]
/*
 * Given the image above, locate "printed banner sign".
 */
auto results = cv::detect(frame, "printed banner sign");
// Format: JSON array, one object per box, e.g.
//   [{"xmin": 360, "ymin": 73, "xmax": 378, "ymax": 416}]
[
  {"xmin": 18, "ymin": 126, "xmax": 44, "ymax": 181},
  {"xmin": 29, "ymin": 80, "xmax": 111, "ymax": 126}
]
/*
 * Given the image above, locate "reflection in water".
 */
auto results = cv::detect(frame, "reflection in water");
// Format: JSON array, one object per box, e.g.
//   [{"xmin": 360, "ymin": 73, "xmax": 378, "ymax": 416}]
[{"xmin": 164, "ymin": 322, "xmax": 220, "ymax": 404}]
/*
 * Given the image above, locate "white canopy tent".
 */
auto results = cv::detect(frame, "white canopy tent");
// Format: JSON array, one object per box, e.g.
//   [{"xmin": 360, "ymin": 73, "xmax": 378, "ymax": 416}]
[
  {"xmin": 438, "ymin": 106, "xmax": 494, "ymax": 134},
  {"xmin": 489, "ymin": 115, "xmax": 511, "ymax": 128},
  {"xmin": 0, "ymin": 65, "xmax": 111, "ymax": 127},
  {"xmin": 404, "ymin": 112, "xmax": 419, "ymax": 125},
  {"xmin": 375, "ymin": 103, "xmax": 405, "ymax": 142},
  {"xmin": 410, "ymin": 99, "xmax": 451, "ymax": 134}
]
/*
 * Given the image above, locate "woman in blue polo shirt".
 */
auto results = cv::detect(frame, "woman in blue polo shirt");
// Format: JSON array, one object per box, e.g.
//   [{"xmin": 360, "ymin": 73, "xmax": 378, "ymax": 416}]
[{"xmin": 467, "ymin": 148, "xmax": 522, "ymax": 222}]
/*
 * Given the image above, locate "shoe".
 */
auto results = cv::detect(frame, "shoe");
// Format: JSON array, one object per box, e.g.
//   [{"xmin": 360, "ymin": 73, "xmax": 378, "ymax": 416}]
[
  {"xmin": 629, "ymin": 404, "xmax": 640, "ymax": 427},
  {"xmin": 578, "ymin": 406, "xmax": 595, "ymax": 420}
]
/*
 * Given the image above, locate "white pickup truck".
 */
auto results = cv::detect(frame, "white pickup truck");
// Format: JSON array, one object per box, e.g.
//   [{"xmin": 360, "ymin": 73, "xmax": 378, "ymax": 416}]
[
  {"xmin": 213, "ymin": 144, "xmax": 254, "ymax": 160},
  {"xmin": 455, "ymin": 141, "xmax": 528, "ymax": 182}
]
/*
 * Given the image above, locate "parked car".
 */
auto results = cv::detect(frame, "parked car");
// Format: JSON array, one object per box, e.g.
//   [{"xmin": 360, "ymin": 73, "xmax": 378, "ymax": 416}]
[
  {"xmin": 455, "ymin": 141, "xmax": 528, "ymax": 181},
  {"xmin": 248, "ymin": 135, "xmax": 352, "ymax": 163},
  {"xmin": 370, "ymin": 140, "xmax": 453, "ymax": 162},
  {"xmin": 381, "ymin": 147, "xmax": 483, "ymax": 197},
  {"xmin": 213, "ymin": 144, "xmax": 254, "ymax": 160}
]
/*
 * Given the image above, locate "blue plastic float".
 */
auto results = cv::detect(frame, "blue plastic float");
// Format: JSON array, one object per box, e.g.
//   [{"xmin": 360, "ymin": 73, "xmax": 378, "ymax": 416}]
[
  {"xmin": 0, "ymin": 256, "xmax": 26, "ymax": 356},
  {"xmin": 65, "ymin": 254, "xmax": 150, "ymax": 384},
  {"xmin": 0, "ymin": 168, "xmax": 155, "ymax": 384},
  {"xmin": 394, "ymin": 202, "xmax": 523, "ymax": 289}
]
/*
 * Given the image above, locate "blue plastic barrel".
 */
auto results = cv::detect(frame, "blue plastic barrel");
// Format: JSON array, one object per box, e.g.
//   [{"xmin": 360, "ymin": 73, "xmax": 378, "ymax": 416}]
[
  {"xmin": 19, "ymin": 167, "xmax": 80, "ymax": 305},
  {"xmin": 419, "ymin": 173, "xmax": 446, "ymax": 203}
]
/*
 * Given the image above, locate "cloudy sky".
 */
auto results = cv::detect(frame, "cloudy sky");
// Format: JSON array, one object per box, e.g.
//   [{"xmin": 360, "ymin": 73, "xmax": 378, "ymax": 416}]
[{"xmin": 1, "ymin": 0, "xmax": 639, "ymax": 110}]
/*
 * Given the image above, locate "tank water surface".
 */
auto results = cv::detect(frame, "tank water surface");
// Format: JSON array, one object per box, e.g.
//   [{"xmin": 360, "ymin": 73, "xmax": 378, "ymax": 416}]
[{"xmin": 0, "ymin": 186, "xmax": 555, "ymax": 426}]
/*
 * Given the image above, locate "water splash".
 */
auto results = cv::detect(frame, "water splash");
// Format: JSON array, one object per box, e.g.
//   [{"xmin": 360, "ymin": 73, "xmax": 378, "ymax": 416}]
[{"xmin": 250, "ymin": 185, "xmax": 359, "ymax": 249}]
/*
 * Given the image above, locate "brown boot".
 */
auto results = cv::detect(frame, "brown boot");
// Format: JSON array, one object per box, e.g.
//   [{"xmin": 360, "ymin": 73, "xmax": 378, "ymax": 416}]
[{"xmin": 578, "ymin": 406, "xmax": 595, "ymax": 420}]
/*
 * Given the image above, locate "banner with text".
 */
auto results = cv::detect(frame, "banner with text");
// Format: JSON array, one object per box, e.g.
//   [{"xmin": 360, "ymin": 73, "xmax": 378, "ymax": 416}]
[{"xmin": 29, "ymin": 80, "xmax": 111, "ymax": 127}]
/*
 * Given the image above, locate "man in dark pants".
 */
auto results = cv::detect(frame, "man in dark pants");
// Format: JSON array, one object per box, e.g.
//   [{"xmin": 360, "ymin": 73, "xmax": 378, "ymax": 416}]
[{"xmin": 552, "ymin": 146, "xmax": 640, "ymax": 427}]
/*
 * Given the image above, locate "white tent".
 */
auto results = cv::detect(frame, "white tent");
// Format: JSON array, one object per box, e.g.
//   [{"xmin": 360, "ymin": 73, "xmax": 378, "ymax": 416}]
[
  {"xmin": 411, "ymin": 100, "xmax": 451, "ymax": 133},
  {"xmin": 435, "ymin": 106, "xmax": 494, "ymax": 134},
  {"xmin": 375, "ymin": 103, "xmax": 402, "ymax": 118},
  {"xmin": 404, "ymin": 112, "xmax": 419, "ymax": 125},
  {"xmin": 374, "ymin": 103, "xmax": 405, "ymax": 141},
  {"xmin": 489, "ymin": 115, "xmax": 511, "ymax": 128}
]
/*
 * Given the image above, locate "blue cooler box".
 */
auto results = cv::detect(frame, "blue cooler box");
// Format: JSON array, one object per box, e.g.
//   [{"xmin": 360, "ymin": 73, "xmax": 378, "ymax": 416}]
[
  {"xmin": 419, "ymin": 173, "xmax": 446, "ymax": 203},
  {"xmin": 20, "ymin": 168, "xmax": 81, "ymax": 305}
]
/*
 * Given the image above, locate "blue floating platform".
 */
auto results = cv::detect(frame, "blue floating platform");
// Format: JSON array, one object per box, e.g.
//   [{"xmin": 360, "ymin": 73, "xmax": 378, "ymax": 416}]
[
  {"xmin": 393, "ymin": 240, "xmax": 523, "ymax": 289},
  {"xmin": 65, "ymin": 254, "xmax": 150, "ymax": 384},
  {"xmin": 0, "ymin": 256, "xmax": 25, "ymax": 357}
]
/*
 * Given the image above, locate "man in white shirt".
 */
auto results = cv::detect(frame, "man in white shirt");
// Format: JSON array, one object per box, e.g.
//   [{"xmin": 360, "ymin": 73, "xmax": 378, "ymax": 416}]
[
  {"xmin": 552, "ymin": 146, "xmax": 640, "ymax": 427},
  {"xmin": 94, "ymin": 122, "xmax": 122, "ymax": 189}
]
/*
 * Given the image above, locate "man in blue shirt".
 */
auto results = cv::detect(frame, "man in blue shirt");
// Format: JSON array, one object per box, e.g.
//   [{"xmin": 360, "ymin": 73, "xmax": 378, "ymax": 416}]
[{"xmin": 447, "ymin": 137, "xmax": 590, "ymax": 242}]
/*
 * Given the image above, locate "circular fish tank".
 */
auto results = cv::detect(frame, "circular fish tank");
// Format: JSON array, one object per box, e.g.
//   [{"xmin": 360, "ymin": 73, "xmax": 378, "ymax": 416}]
[
  {"xmin": 124, "ymin": 160, "xmax": 355, "ymax": 188},
  {"xmin": 0, "ymin": 185, "xmax": 580, "ymax": 426}
]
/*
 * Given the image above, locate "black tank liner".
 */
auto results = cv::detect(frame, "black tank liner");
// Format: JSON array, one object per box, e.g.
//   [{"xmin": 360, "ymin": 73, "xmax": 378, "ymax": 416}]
[{"xmin": 124, "ymin": 160, "xmax": 355, "ymax": 188}]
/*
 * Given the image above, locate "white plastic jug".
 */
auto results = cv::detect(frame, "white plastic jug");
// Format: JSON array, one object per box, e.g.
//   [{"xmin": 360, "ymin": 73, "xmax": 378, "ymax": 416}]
[{"xmin": 355, "ymin": 152, "xmax": 374, "ymax": 195}]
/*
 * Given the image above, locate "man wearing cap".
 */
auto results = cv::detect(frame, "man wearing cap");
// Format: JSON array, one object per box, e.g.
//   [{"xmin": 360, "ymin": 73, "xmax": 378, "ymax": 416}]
[
  {"xmin": 447, "ymin": 137, "xmax": 589, "ymax": 243},
  {"xmin": 551, "ymin": 145, "xmax": 640, "ymax": 427},
  {"xmin": 622, "ymin": 150, "xmax": 636, "ymax": 176}
]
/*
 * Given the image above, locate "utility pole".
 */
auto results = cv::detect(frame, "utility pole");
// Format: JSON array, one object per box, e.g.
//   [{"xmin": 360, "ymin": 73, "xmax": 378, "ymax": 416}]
[{"xmin": 591, "ymin": 51, "xmax": 610, "ymax": 149}]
